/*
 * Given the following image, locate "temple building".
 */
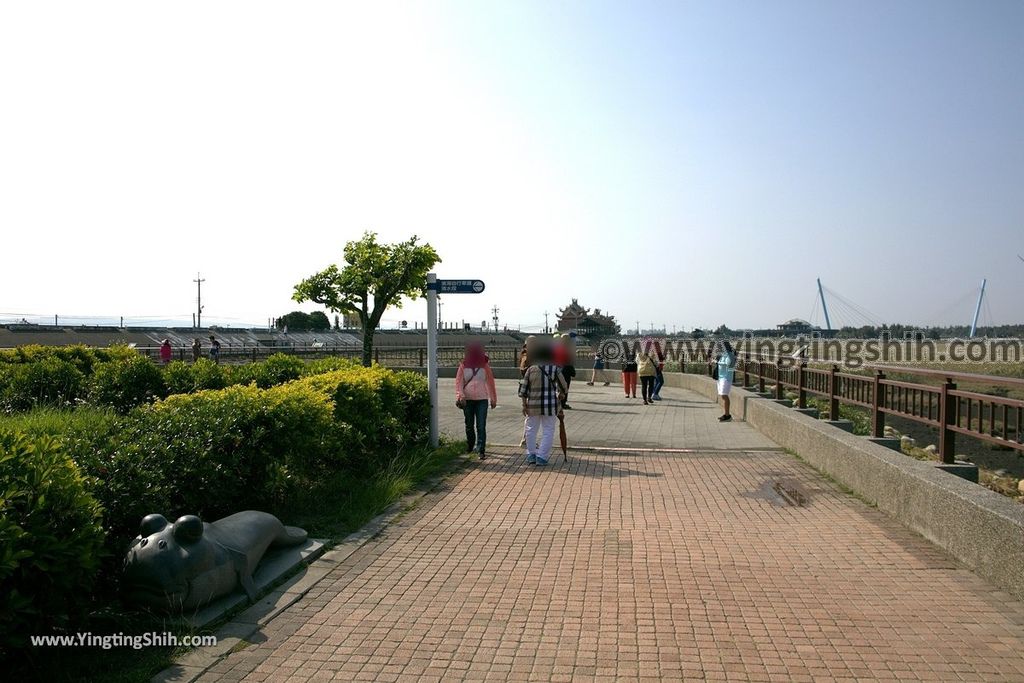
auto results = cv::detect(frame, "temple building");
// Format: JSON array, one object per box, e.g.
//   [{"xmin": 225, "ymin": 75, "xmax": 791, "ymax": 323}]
[{"xmin": 556, "ymin": 299, "xmax": 621, "ymax": 339}]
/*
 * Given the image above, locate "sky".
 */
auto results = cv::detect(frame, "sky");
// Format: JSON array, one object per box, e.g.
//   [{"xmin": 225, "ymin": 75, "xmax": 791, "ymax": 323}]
[{"xmin": 1, "ymin": 0, "xmax": 1021, "ymax": 332}]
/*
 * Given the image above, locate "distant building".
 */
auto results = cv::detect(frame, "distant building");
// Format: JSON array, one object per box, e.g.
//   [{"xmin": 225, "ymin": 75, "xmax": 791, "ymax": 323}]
[
  {"xmin": 556, "ymin": 299, "xmax": 621, "ymax": 339},
  {"xmin": 343, "ymin": 313, "xmax": 361, "ymax": 329},
  {"xmin": 776, "ymin": 318, "xmax": 817, "ymax": 336}
]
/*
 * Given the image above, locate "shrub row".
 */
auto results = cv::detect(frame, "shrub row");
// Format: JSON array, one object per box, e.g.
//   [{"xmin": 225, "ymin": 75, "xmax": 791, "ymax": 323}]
[
  {"xmin": 0, "ymin": 347, "xmax": 360, "ymax": 414},
  {"xmin": 0, "ymin": 364, "xmax": 429, "ymax": 650},
  {"xmin": 0, "ymin": 433, "xmax": 106, "ymax": 651}
]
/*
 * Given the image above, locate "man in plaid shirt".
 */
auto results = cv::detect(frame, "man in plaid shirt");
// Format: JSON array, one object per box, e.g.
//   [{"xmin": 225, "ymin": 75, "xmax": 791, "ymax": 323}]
[{"xmin": 520, "ymin": 343, "xmax": 567, "ymax": 466}]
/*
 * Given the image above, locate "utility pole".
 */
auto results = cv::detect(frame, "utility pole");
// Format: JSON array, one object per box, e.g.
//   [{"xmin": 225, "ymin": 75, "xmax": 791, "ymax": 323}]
[
  {"xmin": 544, "ymin": 311, "xmax": 549, "ymax": 334},
  {"xmin": 193, "ymin": 273, "xmax": 206, "ymax": 328}
]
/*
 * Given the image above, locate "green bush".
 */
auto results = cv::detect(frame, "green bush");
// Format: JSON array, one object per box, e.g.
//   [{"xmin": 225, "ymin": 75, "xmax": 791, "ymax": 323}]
[
  {"xmin": 162, "ymin": 361, "xmax": 194, "ymax": 395},
  {"xmin": 109, "ymin": 383, "xmax": 337, "ymax": 525},
  {"xmin": 301, "ymin": 356, "xmax": 360, "ymax": 376},
  {"xmin": 163, "ymin": 358, "xmax": 227, "ymax": 395},
  {"xmin": 89, "ymin": 356, "xmax": 167, "ymax": 413},
  {"xmin": 298, "ymin": 366, "xmax": 429, "ymax": 462},
  {"xmin": 0, "ymin": 432, "xmax": 106, "ymax": 649},
  {"xmin": 0, "ymin": 357, "xmax": 86, "ymax": 412},
  {"xmin": 231, "ymin": 353, "xmax": 306, "ymax": 389},
  {"xmin": 0, "ymin": 344, "xmax": 137, "ymax": 375},
  {"xmin": 0, "ymin": 408, "xmax": 120, "ymax": 479},
  {"xmin": 388, "ymin": 371, "xmax": 431, "ymax": 443}
]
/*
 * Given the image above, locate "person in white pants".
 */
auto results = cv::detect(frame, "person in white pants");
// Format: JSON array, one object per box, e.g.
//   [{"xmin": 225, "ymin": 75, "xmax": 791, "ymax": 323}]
[
  {"xmin": 519, "ymin": 343, "xmax": 567, "ymax": 466},
  {"xmin": 524, "ymin": 414, "xmax": 558, "ymax": 464}
]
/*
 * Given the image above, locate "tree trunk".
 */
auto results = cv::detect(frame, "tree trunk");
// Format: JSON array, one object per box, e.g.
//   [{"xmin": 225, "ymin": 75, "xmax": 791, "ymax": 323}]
[{"xmin": 361, "ymin": 326, "xmax": 374, "ymax": 367}]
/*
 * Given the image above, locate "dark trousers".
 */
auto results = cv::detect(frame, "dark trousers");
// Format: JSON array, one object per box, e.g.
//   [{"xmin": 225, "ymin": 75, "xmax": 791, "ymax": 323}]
[
  {"xmin": 463, "ymin": 399, "xmax": 489, "ymax": 453},
  {"xmin": 562, "ymin": 365, "xmax": 575, "ymax": 406},
  {"xmin": 653, "ymin": 370, "xmax": 664, "ymax": 397},
  {"xmin": 641, "ymin": 375, "xmax": 656, "ymax": 401}
]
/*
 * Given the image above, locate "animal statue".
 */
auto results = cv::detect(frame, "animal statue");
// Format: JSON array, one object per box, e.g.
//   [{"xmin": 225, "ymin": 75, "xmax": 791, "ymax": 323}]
[{"xmin": 122, "ymin": 511, "xmax": 308, "ymax": 611}]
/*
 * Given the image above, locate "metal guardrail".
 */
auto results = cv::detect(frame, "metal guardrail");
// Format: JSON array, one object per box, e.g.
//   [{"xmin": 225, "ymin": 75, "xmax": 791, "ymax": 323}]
[
  {"xmin": 697, "ymin": 356, "xmax": 1024, "ymax": 463},
  {"xmin": 136, "ymin": 344, "xmax": 523, "ymax": 368}
]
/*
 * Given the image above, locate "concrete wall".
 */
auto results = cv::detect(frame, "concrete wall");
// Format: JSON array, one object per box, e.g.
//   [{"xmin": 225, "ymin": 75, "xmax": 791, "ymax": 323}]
[{"xmin": 670, "ymin": 372, "xmax": 1024, "ymax": 601}]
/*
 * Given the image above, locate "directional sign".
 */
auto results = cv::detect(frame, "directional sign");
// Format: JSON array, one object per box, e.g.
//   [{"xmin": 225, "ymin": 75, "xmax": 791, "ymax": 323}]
[{"xmin": 433, "ymin": 279, "xmax": 485, "ymax": 294}]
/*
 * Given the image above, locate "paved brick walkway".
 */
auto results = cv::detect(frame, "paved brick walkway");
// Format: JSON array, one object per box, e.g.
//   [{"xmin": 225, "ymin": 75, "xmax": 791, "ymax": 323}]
[
  {"xmin": 194, "ymin": 382, "xmax": 1024, "ymax": 682},
  {"xmin": 438, "ymin": 379, "xmax": 776, "ymax": 451}
]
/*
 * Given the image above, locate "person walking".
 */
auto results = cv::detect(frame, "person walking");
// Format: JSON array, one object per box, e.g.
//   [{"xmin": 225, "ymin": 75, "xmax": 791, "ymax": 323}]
[
  {"xmin": 191, "ymin": 338, "xmax": 202, "ymax": 362},
  {"xmin": 520, "ymin": 343, "xmax": 566, "ymax": 466},
  {"xmin": 637, "ymin": 344, "xmax": 659, "ymax": 405},
  {"xmin": 553, "ymin": 334, "xmax": 576, "ymax": 409},
  {"xmin": 717, "ymin": 340, "xmax": 737, "ymax": 422},
  {"xmin": 651, "ymin": 340, "xmax": 665, "ymax": 401},
  {"xmin": 519, "ymin": 335, "xmax": 539, "ymax": 447},
  {"xmin": 586, "ymin": 350, "xmax": 610, "ymax": 386},
  {"xmin": 208, "ymin": 335, "xmax": 221, "ymax": 364},
  {"xmin": 621, "ymin": 350, "xmax": 638, "ymax": 398},
  {"xmin": 159, "ymin": 339, "xmax": 173, "ymax": 364},
  {"xmin": 455, "ymin": 342, "xmax": 498, "ymax": 460}
]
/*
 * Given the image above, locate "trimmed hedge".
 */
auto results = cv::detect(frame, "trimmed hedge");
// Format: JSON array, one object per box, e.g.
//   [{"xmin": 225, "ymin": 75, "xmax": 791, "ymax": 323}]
[
  {"xmin": 103, "ymin": 382, "xmax": 338, "ymax": 533},
  {"xmin": 163, "ymin": 358, "xmax": 227, "ymax": 395},
  {"xmin": 297, "ymin": 367, "xmax": 430, "ymax": 461},
  {"xmin": 0, "ymin": 357, "xmax": 86, "ymax": 411},
  {"xmin": 88, "ymin": 355, "xmax": 167, "ymax": 413},
  {"xmin": 230, "ymin": 353, "xmax": 306, "ymax": 389},
  {"xmin": 0, "ymin": 433, "xmax": 106, "ymax": 650},
  {"xmin": 0, "ymin": 346, "xmax": 371, "ymax": 413},
  {"xmin": 0, "ymin": 362, "xmax": 430, "ymax": 649}
]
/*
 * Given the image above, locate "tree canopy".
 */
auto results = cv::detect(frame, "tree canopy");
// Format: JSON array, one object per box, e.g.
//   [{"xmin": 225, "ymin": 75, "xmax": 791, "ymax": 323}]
[
  {"xmin": 276, "ymin": 310, "xmax": 331, "ymax": 332},
  {"xmin": 293, "ymin": 232, "xmax": 441, "ymax": 365}
]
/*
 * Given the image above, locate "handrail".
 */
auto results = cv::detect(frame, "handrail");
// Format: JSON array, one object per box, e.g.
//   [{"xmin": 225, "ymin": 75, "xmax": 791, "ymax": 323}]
[
  {"xmin": 699, "ymin": 356, "xmax": 1024, "ymax": 464},
  {"xmin": 868, "ymin": 364, "xmax": 1024, "ymax": 388}
]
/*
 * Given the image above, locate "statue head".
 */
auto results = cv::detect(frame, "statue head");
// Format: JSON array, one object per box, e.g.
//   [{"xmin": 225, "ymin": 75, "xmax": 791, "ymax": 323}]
[{"xmin": 122, "ymin": 514, "xmax": 219, "ymax": 610}]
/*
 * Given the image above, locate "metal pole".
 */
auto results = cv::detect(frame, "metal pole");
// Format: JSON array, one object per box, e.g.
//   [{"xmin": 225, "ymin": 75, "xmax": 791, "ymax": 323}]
[
  {"xmin": 426, "ymin": 272, "xmax": 439, "ymax": 448},
  {"xmin": 969, "ymin": 278, "xmax": 986, "ymax": 338},
  {"xmin": 817, "ymin": 278, "xmax": 832, "ymax": 333},
  {"xmin": 194, "ymin": 273, "xmax": 206, "ymax": 328}
]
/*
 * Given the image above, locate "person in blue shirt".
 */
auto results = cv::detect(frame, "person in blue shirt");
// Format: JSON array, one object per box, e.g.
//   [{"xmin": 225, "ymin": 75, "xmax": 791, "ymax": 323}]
[{"xmin": 717, "ymin": 340, "xmax": 737, "ymax": 422}]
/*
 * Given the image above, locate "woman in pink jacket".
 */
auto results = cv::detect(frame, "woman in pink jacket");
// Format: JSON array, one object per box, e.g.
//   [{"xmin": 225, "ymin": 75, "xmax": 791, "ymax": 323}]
[{"xmin": 455, "ymin": 342, "xmax": 498, "ymax": 460}]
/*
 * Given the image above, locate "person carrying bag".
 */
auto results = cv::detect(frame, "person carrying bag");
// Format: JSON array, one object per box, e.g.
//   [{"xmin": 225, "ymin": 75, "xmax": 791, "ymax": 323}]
[{"xmin": 455, "ymin": 342, "xmax": 498, "ymax": 459}]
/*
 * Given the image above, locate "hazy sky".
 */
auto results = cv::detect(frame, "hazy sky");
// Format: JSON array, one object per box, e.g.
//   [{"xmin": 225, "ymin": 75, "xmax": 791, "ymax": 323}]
[{"xmin": 2, "ymin": 1, "xmax": 1021, "ymax": 332}]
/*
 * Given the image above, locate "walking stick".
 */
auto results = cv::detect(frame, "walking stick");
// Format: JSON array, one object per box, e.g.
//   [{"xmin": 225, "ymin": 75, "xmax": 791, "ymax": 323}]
[{"xmin": 558, "ymin": 413, "xmax": 568, "ymax": 463}]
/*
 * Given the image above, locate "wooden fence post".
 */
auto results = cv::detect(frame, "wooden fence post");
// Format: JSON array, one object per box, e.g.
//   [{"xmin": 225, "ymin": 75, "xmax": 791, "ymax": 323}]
[
  {"xmin": 871, "ymin": 370, "xmax": 885, "ymax": 437},
  {"xmin": 829, "ymin": 365, "xmax": 840, "ymax": 421},
  {"xmin": 939, "ymin": 379, "xmax": 957, "ymax": 464},
  {"xmin": 774, "ymin": 359, "xmax": 784, "ymax": 400},
  {"xmin": 797, "ymin": 362, "xmax": 807, "ymax": 409}
]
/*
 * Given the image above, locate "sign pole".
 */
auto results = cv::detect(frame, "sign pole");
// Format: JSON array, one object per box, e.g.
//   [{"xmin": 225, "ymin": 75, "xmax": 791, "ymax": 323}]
[{"xmin": 426, "ymin": 272, "xmax": 439, "ymax": 447}]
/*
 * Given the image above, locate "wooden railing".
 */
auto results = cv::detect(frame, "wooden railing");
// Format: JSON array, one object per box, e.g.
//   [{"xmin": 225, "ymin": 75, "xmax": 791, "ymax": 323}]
[{"xmin": 700, "ymin": 356, "xmax": 1024, "ymax": 463}]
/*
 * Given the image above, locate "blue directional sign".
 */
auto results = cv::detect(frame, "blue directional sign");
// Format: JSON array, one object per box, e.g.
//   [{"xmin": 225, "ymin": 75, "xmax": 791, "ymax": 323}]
[{"xmin": 432, "ymin": 279, "xmax": 485, "ymax": 294}]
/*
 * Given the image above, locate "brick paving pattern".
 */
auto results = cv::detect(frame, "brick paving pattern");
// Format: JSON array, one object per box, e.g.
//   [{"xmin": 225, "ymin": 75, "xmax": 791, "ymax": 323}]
[{"xmin": 196, "ymin": 382, "xmax": 1024, "ymax": 682}]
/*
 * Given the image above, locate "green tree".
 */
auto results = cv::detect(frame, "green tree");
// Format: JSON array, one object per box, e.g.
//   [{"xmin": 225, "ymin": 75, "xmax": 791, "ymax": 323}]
[
  {"xmin": 308, "ymin": 311, "xmax": 331, "ymax": 331},
  {"xmin": 293, "ymin": 232, "xmax": 441, "ymax": 366},
  {"xmin": 276, "ymin": 310, "xmax": 331, "ymax": 332},
  {"xmin": 277, "ymin": 311, "xmax": 311, "ymax": 331}
]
